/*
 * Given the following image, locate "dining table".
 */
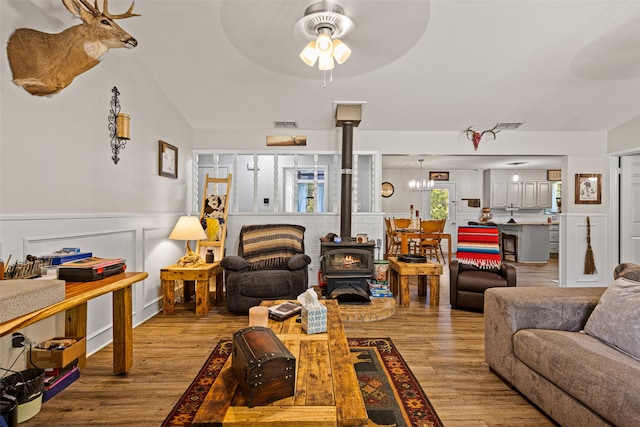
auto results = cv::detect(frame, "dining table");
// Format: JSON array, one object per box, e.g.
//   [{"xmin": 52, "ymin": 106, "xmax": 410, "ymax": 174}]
[{"xmin": 396, "ymin": 228, "xmax": 452, "ymax": 264}]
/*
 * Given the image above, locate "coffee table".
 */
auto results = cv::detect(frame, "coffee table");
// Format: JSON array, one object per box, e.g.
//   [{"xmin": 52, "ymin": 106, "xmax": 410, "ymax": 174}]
[
  {"xmin": 192, "ymin": 299, "xmax": 368, "ymax": 427},
  {"xmin": 388, "ymin": 257, "xmax": 443, "ymax": 307}
]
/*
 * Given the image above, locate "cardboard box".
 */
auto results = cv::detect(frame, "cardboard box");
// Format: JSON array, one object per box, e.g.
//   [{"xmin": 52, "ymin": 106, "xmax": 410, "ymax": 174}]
[
  {"xmin": 301, "ymin": 305, "xmax": 327, "ymax": 334},
  {"xmin": 28, "ymin": 337, "xmax": 85, "ymax": 369}
]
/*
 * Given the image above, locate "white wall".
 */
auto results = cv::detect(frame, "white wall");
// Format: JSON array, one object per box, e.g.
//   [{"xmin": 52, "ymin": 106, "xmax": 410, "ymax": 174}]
[
  {"xmin": 1, "ymin": 2, "xmax": 192, "ymax": 367},
  {"xmin": 608, "ymin": 115, "xmax": 640, "ymax": 154}
]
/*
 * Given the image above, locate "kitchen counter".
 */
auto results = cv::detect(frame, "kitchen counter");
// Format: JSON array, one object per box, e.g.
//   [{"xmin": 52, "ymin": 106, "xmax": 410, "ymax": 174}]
[
  {"xmin": 492, "ymin": 222, "xmax": 558, "ymax": 226},
  {"xmin": 497, "ymin": 223, "xmax": 551, "ymax": 263}
]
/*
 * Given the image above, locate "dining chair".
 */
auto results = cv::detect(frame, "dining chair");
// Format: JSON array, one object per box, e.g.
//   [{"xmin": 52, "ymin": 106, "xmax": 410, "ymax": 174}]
[
  {"xmin": 393, "ymin": 217, "xmax": 411, "ymax": 229},
  {"xmin": 384, "ymin": 218, "xmax": 401, "ymax": 258},
  {"xmin": 419, "ymin": 220, "xmax": 442, "ymax": 261}
]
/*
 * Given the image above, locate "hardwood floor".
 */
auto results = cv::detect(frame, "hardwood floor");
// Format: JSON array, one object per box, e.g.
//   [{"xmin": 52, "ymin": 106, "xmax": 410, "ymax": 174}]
[{"xmin": 22, "ymin": 258, "xmax": 558, "ymax": 426}]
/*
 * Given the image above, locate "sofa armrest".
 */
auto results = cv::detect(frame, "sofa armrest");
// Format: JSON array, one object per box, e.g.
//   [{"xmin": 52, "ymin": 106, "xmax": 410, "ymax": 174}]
[
  {"xmin": 500, "ymin": 263, "xmax": 517, "ymax": 287},
  {"xmin": 288, "ymin": 254, "xmax": 311, "ymax": 271},
  {"xmin": 484, "ymin": 286, "xmax": 605, "ymax": 385},
  {"xmin": 220, "ymin": 255, "xmax": 249, "ymax": 272},
  {"xmin": 449, "ymin": 259, "xmax": 461, "ymax": 306}
]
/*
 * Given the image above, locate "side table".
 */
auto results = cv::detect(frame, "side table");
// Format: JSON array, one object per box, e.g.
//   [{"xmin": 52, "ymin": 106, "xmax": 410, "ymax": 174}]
[
  {"xmin": 388, "ymin": 257, "xmax": 443, "ymax": 307},
  {"xmin": 161, "ymin": 262, "xmax": 223, "ymax": 316}
]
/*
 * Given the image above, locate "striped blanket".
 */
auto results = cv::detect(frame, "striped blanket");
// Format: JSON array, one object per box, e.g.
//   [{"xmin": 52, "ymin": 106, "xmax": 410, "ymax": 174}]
[
  {"xmin": 456, "ymin": 225, "xmax": 502, "ymax": 269},
  {"xmin": 239, "ymin": 224, "xmax": 306, "ymax": 270}
]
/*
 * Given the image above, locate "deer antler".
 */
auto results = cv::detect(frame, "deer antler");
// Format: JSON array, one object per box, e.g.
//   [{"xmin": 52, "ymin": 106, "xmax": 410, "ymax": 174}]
[
  {"xmin": 480, "ymin": 124, "xmax": 500, "ymax": 140},
  {"xmin": 465, "ymin": 124, "xmax": 501, "ymax": 151},
  {"xmin": 100, "ymin": 0, "xmax": 140, "ymax": 19}
]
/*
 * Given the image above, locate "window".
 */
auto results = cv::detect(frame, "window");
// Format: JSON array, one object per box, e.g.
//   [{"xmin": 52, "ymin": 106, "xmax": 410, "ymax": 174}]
[
  {"xmin": 195, "ymin": 152, "xmax": 376, "ymax": 214},
  {"xmin": 428, "ymin": 189, "xmax": 449, "ymax": 220}
]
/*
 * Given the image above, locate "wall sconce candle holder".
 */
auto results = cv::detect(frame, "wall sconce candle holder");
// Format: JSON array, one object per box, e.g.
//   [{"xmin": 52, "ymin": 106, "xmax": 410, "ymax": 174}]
[{"xmin": 108, "ymin": 86, "xmax": 131, "ymax": 164}]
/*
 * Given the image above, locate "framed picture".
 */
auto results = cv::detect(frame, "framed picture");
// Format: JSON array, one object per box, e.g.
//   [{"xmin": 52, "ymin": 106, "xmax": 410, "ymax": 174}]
[
  {"xmin": 159, "ymin": 140, "xmax": 178, "ymax": 179},
  {"xmin": 547, "ymin": 169, "xmax": 562, "ymax": 181},
  {"xmin": 575, "ymin": 173, "xmax": 601, "ymax": 204},
  {"xmin": 429, "ymin": 171, "xmax": 449, "ymax": 181}
]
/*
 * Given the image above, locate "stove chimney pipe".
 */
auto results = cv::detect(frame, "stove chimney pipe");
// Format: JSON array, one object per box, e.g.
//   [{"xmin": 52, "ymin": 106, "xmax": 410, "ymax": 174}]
[
  {"xmin": 335, "ymin": 103, "xmax": 363, "ymax": 240},
  {"xmin": 340, "ymin": 122, "xmax": 353, "ymax": 239}
]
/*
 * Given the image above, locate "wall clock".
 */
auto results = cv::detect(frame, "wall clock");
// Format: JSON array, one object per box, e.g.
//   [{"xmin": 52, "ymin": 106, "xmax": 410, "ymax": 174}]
[{"xmin": 381, "ymin": 182, "xmax": 394, "ymax": 198}]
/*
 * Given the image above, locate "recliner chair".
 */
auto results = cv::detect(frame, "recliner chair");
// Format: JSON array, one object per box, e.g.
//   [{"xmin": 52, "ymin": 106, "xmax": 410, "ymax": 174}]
[
  {"xmin": 221, "ymin": 224, "xmax": 311, "ymax": 314},
  {"xmin": 450, "ymin": 225, "xmax": 516, "ymax": 311}
]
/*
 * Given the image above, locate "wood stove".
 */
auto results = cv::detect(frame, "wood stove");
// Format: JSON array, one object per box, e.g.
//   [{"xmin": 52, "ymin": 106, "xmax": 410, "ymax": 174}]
[
  {"xmin": 320, "ymin": 105, "xmax": 373, "ymax": 302},
  {"xmin": 320, "ymin": 241, "xmax": 375, "ymax": 300}
]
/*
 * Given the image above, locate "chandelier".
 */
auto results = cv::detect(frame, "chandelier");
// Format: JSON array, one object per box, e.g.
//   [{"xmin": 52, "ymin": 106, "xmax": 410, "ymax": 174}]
[
  {"xmin": 295, "ymin": 1, "xmax": 354, "ymax": 86},
  {"xmin": 409, "ymin": 159, "xmax": 434, "ymax": 192}
]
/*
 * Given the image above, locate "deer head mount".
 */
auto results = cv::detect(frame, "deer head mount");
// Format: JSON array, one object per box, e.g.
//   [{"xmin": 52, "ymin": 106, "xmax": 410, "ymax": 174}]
[
  {"xmin": 465, "ymin": 124, "xmax": 500, "ymax": 151},
  {"xmin": 6, "ymin": 0, "xmax": 139, "ymax": 96}
]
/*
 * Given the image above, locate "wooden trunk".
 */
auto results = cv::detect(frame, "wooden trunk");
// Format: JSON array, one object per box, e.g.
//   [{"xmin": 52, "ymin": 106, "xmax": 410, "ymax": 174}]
[{"xmin": 231, "ymin": 326, "xmax": 296, "ymax": 407}]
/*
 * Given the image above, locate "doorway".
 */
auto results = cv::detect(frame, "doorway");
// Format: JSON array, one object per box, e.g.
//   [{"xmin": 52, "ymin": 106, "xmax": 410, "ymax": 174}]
[{"xmin": 420, "ymin": 182, "xmax": 457, "ymax": 253}]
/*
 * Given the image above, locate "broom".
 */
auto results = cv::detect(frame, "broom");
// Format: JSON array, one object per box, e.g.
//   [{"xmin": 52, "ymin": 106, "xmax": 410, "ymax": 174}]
[{"xmin": 584, "ymin": 216, "xmax": 596, "ymax": 274}]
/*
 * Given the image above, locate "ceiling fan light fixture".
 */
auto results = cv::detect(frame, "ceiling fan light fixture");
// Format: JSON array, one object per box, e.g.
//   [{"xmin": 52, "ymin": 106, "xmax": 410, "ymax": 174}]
[
  {"xmin": 300, "ymin": 41, "xmax": 319, "ymax": 66},
  {"xmin": 318, "ymin": 54, "xmax": 334, "ymax": 71},
  {"xmin": 295, "ymin": 1, "xmax": 354, "ymax": 83},
  {"xmin": 316, "ymin": 32, "xmax": 333, "ymax": 54},
  {"xmin": 332, "ymin": 39, "xmax": 351, "ymax": 64}
]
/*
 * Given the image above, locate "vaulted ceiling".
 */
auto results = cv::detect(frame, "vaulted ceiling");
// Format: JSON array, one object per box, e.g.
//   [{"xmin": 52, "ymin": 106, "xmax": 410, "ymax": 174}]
[
  {"xmin": 130, "ymin": 0, "xmax": 640, "ymax": 133},
  {"xmin": 10, "ymin": 0, "xmax": 640, "ymax": 169}
]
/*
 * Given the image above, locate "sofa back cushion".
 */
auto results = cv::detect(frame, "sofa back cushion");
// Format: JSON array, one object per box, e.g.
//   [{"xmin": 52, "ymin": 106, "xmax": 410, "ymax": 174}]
[
  {"xmin": 583, "ymin": 277, "xmax": 640, "ymax": 361},
  {"xmin": 238, "ymin": 224, "xmax": 306, "ymax": 270}
]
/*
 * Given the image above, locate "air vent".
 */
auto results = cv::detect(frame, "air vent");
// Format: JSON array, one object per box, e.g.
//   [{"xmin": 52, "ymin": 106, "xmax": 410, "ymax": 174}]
[
  {"xmin": 274, "ymin": 121, "xmax": 298, "ymax": 128},
  {"xmin": 496, "ymin": 122, "xmax": 523, "ymax": 130}
]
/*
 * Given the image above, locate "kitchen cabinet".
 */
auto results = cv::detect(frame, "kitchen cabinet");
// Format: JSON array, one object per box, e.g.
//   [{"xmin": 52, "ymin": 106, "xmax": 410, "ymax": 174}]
[
  {"xmin": 484, "ymin": 170, "xmax": 551, "ymax": 209},
  {"xmin": 549, "ymin": 224, "xmax": 559, "ymax": 254},
  {"xmin": 521, "ymin": 181, "xmax": 552, "ymax": 209}
]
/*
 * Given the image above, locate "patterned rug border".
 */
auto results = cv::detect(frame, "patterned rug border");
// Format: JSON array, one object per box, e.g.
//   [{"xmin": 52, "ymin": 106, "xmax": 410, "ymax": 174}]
[{"xmin": 162, "ymin": 337, "xmax": 443, "ymax": 427}]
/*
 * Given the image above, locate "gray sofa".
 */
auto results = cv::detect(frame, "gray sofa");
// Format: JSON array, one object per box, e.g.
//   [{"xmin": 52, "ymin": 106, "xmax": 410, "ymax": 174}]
[{"xmin": 485, "ymin": 285, "xmax": 640, "ymax": 427}]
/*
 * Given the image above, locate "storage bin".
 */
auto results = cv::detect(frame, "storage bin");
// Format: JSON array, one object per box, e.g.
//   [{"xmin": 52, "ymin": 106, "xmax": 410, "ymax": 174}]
[
  {"xmin": 28, "ymin": 337, "xmax": 85, "ymax": 369},
  {"xmin": 0, "ymin": 368, "xmax": 44, "ymax": 423}
]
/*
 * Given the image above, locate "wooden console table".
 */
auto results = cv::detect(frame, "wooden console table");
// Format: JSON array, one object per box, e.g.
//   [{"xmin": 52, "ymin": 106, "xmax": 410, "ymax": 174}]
[
  {"xmin": 0, "ymin": 272, "xmax": 148, "ymax": 375},
  {"xmin": 388, "ymin": 257, "xmax": 443, "ymax": 307},
  {"xmin": 161, "ymin": 262, "xmax": 223, "ymax": 316},
  {"xmin": 192, "ymin": 299, "xmax": 368, "ymax": 427}
]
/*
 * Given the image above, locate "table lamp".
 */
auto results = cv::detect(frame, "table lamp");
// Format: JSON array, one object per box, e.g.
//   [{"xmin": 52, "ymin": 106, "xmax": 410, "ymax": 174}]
[{"xmin": 169, "ymin": 215, "xmax": 207, "ymax": 266}]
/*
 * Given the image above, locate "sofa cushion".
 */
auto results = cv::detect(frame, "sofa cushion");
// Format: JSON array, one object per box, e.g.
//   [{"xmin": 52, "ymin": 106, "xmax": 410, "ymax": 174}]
[
  {"xmin": 583, "ymin": 277, "xmax": 640, "ymax": 360},
  {"xmin": 457, "ymin": 270, "xmax": 507, "ymax": 292},
  {"xmin": 514, "ymin": 328, "xmax": 640, "ymax": 427},
  {"xmin": 237, "ymin": 270, "xmax": 293, "ymax": 299}
]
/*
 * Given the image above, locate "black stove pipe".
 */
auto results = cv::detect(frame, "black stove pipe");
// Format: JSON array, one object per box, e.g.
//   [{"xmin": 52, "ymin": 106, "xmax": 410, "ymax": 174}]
[{"xmin": 340, "ymin": 122, "xmax": 353, "ymax": 239}]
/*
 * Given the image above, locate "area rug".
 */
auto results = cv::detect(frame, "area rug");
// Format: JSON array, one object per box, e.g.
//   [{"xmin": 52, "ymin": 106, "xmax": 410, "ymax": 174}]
[{"xmin": 162, "ymin": 337, "xmax": 443, "ymax": 427}]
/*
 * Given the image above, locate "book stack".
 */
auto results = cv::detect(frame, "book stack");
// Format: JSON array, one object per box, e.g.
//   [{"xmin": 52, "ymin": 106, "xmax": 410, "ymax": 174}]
[
  {"xmin": 43, "ymin": 359, "xmax": 80, "ymax": 402},
  {"xmin": 268, "ymin": 302, "xmax": 302, "ymax": 321},
  {"xmin": 368, "ymin": 280, "xmax": 393, "ymax": 298}
]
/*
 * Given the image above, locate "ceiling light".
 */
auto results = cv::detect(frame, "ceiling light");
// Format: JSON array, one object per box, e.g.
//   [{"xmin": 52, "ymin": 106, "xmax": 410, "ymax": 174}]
[
  {"xmin": 295, "ymin": 1, "xmax": 354, "ymax": 87},
  {"xmin": 409, "ymin": 159, "xmax": 434, "ymax": 192}
]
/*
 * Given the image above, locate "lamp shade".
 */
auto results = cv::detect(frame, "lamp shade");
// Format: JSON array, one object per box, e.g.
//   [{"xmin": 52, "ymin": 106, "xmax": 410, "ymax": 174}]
[
  {"xmin": 316, "ymin": 33, "xmax": 333, "ymax": 55},
  {"xmin": 299, "ymin": 41, "xmax": 319, "ymax": 66},
  {"xmin": 169, "ymin": 216, "xmax": 207, "ymax": 241},
  {"xmin": 332, "ymin": 39, "xmax": 351, "ymax": 64},
  {"xmin": 318, "ymin": 54, "xmax": 334, "ymax": 71}
]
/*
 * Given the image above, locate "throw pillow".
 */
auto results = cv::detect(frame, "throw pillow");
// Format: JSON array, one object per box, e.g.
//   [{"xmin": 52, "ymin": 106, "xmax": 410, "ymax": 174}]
[
  {"xmin": 583, "ymin": 277, "xmax": 640, "ymax": 360},
  {"xmin": 613, "ymin": 262, "xmax": 640, "ymax": 282}
]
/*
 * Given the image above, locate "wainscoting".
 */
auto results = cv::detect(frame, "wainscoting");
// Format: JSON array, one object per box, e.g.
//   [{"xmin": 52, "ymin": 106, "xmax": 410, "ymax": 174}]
[{"xmin": 0, "ymin": 212, "xmax": 182, "ymax": 368}]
